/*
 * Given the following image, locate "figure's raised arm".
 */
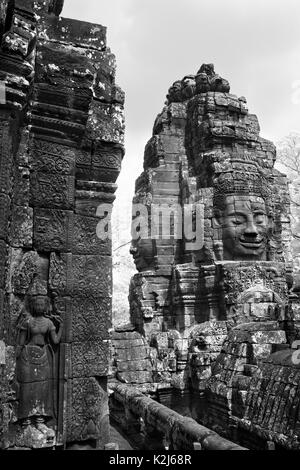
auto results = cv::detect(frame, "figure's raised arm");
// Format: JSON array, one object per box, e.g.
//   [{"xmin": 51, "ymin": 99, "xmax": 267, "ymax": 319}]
[{"xmin": 49, "ymin": 317, "xmax": 63, "ymax": 345}]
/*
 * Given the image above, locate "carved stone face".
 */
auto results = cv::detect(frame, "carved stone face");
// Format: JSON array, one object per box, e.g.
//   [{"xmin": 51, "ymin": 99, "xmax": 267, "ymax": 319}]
[
  {"xmin": 220, "ymin": 195, "xmax": 270, "ymax": 260},
  {"xmin": 130, "ymin": 238, "xmax": 154, "ymax": 271},
  {"xmin": 181, "ymin": 76, "xmax": 196, "ymax": 100},
  {"xmin": 31, "ymin": 295, "xmax": 47, "ymax": 316},
  {"xmin": 168, "ymin": 81, "xmax": 182, "ymax": 103}
]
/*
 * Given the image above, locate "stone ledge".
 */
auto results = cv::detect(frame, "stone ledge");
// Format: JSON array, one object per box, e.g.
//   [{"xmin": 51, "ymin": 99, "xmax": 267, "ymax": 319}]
[{"xmin": 111, "ymin": 383, "xmax": 247, "ymax": 451}]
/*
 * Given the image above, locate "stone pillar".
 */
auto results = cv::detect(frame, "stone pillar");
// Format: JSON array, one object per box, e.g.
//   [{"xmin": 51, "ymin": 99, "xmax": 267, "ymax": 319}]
[{"xmin": 0, "ymin": 0, "xmax": 124, "ymax": 449}]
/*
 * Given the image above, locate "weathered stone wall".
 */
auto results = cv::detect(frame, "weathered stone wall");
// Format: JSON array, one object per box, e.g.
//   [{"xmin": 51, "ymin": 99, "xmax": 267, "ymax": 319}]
[
  {"xmin": 205, "ymin": 324, "xmax": 300, "ymax": 450},
  {"xmin": 0, "ymin": 0, "xmax": 124, "ymax": 449},
  {"xmin": 237, "ymin": 349, "xmax": 300, "ymax": 450},
  {"xmin": 110, "ymin": 325, "xmax": 154, "ymax": 388}
]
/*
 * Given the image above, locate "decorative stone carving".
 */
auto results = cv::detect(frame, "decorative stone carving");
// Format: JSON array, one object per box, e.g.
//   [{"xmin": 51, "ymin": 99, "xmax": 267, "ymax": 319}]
[
  {"xmin": 0, "ymin": 0, "xmax": 123, "ymax": 449},
  {"xmin": 66, "ymin": 377, "xmax": 109, "ymax": 445},
  {"xmin": 16, "ymin": 292, "xmax": 63, "ymax": 445},
  {"xmin": 214, "ymin": 194, "xmax": 272, "ymax": 261}
]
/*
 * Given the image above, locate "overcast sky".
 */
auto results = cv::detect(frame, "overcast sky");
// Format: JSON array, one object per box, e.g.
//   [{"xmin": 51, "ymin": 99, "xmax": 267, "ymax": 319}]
[{"xmin": 63, "ymin": 0, "xmax": 300, "ymax": 243}]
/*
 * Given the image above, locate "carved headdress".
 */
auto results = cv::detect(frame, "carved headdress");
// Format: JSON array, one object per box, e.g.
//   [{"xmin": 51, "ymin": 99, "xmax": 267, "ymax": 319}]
[
  {"xmin": 213, "ymin": 166, "xmax": 273, "ymax": 213},
  {"xmin": 27, "ymin": 277, "xmax": 48, "ymax": 297}
]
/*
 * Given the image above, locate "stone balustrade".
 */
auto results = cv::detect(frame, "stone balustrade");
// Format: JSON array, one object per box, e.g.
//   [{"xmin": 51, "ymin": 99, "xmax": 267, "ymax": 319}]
[{"xmin": 110, "ymin": 384, "xmax": 247, "ymax": 451}]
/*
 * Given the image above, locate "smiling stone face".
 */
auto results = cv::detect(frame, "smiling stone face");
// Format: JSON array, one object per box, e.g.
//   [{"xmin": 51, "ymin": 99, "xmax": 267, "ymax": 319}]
[
  {"xmin": 130, "ymin": 238, "xmax": 155, "ymax": 271},
  {"xmin": 220, "ymin": 195, "xmax": 271, "ymax": 260}
]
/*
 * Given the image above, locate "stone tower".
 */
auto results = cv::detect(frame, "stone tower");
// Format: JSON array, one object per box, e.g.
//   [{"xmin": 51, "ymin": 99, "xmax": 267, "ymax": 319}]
[
  {"xmin": 120, "ymin": 63, "xmax": 300, "ymax": 449},
  {"xmin": 126, "ymin": 63, "xmax": 297, "ymax": 409}
]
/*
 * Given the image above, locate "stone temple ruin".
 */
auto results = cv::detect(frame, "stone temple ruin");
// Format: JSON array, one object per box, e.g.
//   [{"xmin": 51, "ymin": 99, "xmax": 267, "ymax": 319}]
[
  {"xmin": 0, "ymin": 0, "xmax": 300, "ymax": 453},
  {"xmin": 111, "ymin": 65, "xmax": 300, "ymax": 450}
]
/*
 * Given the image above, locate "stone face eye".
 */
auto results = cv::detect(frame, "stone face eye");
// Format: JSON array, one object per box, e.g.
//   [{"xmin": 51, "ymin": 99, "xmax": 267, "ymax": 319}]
[
  {"xmin": 229, "ymin": 214, "xmax": 245, "ymax": 225},
  {"xmin": 232, "ymin": 218, "xmax": 244, "ymax": 225},
  {"xmin": 254, "ymin": 213, "xmax": 266, "ymax": 224}
]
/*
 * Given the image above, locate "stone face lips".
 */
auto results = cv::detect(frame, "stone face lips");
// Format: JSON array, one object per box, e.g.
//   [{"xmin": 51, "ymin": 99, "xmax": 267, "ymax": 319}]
[{"xmin": 0, "ymin": 0, "xmax": 124, "ymax": 449}]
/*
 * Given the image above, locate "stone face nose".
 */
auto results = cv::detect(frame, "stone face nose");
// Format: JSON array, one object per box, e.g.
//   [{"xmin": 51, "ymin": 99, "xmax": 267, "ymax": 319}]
[
  {"xmin": 244, "ymin": 229, "xmax": 258, "ymax": 237},
  {"xmin": 244, "ymin": 218, "xmax": 259, "ymax": 237}
]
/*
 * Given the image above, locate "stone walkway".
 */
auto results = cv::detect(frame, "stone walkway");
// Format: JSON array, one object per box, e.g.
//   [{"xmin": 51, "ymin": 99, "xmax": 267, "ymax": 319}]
[{"xmin": 110, "ymin": 425, "xmax": 134, "ymax": 450}]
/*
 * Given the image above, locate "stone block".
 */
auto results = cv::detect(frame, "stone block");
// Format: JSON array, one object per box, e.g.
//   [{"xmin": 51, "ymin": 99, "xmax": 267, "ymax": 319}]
[
  {"xmin": 70, "ymin": 340, "xmax": 109, "ymax": 378},
  {"xmin": 75, "ymin": 183, "xmax": 116, "ymax": 216},
  {"xmin": 49, "ymin": 252, "xmax": 112, "ymax": 297},
  {"xmin": 72, "ymin": 214, "xmax": 112, "ymax": 255},
  {"xmin": 115, "ymin": 359, "xmax": 151, "ymax": 372},
  {"xmin": 176, "ymin": 314, "xmax": 197, "ymax": 331},
  {"xmin": 13, "ymin": 167, "xmax": 30, "ymax": 206},
  {"xmin": 34, "ymin": 203, "xmax": 112, "ymax": 254},
  {"xmin": 30, "ymin": 172, "xmax": 75, "ymax": 209},
  {"xmin": 35, "ymin": 41, "xmax": 96, "ymax": 90},
  {"xmin": 37, "ymin": 16, "xmax": 107, "ymax": 50},
  {"xmin": 113, "ymin": 338, "xmax": 146, "ymax": 349},
  {"xmin": 91, "ymin": 142, "xmax": 123, "ymax": 171},
  {"xmin": 85, "ymin": 101, "xmax": 125, "ymax": 145},
  {"xmin": 76, "ymin": 166, "xmax": 120, "ymax": 185},
  {"xmin": 34, "ymin": 208, "xmax": 73, "ymax": 252},
  {"xmin": 66, "ymin": 377, "xmax": 109, "ymax": 444},
  {"xmin": 116, "ymin": 371, "xmax": 153, "ymax": 384},
  {"xmin": 94, "ymin": 51, "xmax": 117, "ymax": 102},
  {"xmin": 53, "ymin": 295, "xmax": 111, "ymax": 343},
  {"xmin": 251, "ymin": 343, "xmax": 273, "ymax": 360},
  {"xmin": 248, "ymin": 330, "xmax": 287, "ymax": 344},
  {"xmin": 111, "ymin": 330, "xmax": 143, "ymax": 340},
  {"xmin": 114, "ymin": 346, "xmax": 150, "ymax": 362},
  {"xmin": 151, "ymin": 169, "xmax": 179, "ymax": 183},
  {"xmin": 10, "ymin": 206, "xmax": 33, "ymax": 248},
  {"xmin": 29, "ymin": 138, "xmax": 76, "ymax": 175}
]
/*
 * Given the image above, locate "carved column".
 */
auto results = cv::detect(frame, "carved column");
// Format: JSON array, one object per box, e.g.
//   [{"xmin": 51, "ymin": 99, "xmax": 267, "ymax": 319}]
[{"xmin": 0, "ymin": 0, "xmax": 124, "ymax": 449}]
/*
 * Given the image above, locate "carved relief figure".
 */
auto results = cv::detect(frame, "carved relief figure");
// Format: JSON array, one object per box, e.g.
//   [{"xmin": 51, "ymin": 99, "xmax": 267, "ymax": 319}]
[{"xmin": 16, "ymin": 293, "xmax": 63, "ymax": 437}]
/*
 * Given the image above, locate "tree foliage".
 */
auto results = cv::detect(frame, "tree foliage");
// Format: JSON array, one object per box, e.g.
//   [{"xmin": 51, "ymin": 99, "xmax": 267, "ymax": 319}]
[
  {"xmin": 277, "ymin": 131, "xmax": 300, "ymax": 178},
  {"xmin": 277, "ymin": 132, "xmax": 300, "ymax": 248}
]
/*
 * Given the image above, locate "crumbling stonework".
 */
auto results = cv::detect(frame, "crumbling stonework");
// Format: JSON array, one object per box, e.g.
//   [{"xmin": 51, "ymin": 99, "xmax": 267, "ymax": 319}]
[
  {"xmin": 0, "ymin": 0, "xmax": 124, "ymax": 449},
  {"xmin": 112, "ymin": 64, "xmax": 300, "ymax": 450}
]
